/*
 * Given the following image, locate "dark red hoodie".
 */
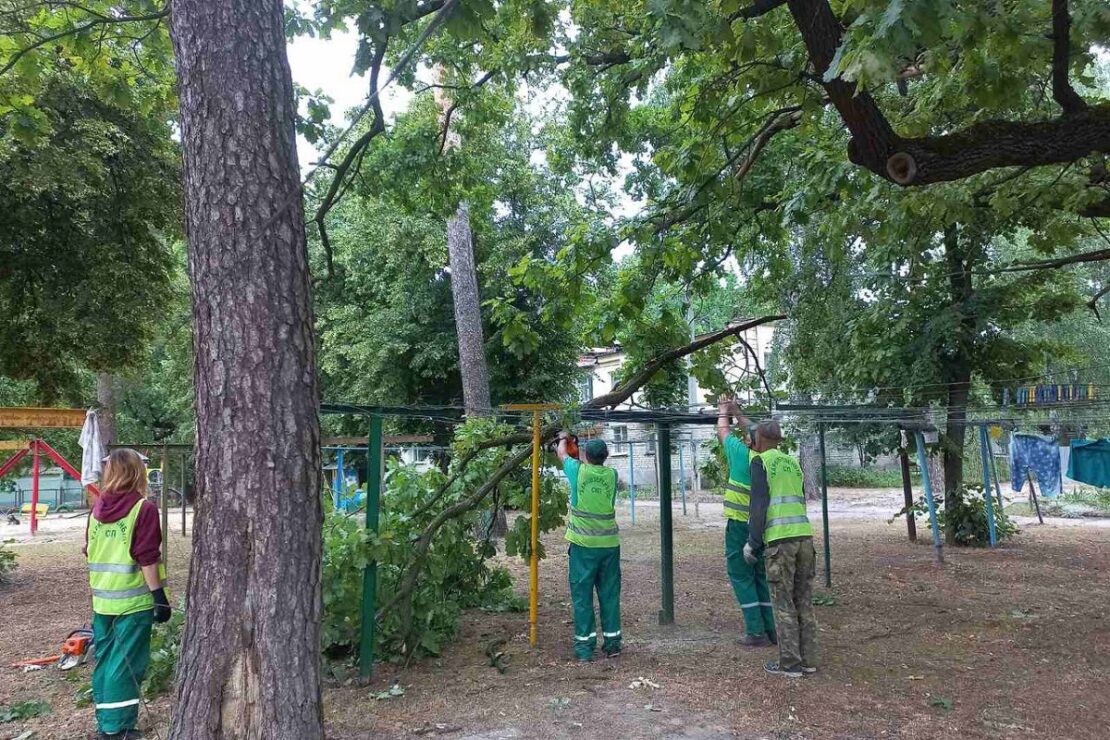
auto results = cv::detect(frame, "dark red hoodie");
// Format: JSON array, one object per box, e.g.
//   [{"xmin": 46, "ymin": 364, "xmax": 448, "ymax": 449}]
[{"xmin": 83, "ymin": 490, "xmax": 163, "ymax": 567}]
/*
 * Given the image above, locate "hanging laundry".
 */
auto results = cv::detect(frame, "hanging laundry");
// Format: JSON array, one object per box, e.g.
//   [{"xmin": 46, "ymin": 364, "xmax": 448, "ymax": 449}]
[
  {"xmin": 1010, "ymin": 433, "xmax": 1061, "ymax": 498},
  {"xmin": 1067, "ymin": 439, "xmax": 1110, "ymax": 489}
]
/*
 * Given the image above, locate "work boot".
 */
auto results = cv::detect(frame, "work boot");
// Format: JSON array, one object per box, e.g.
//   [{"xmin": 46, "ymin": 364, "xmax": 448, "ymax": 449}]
[
  {"xmin": 766, "ymin": 631, "xmax": 778, "ymax": 645},
  {"xmin": 739, "ymin": 634, "xmax": 771, "ymax": 648},
  {"xmin": 603, "ymin": 646, "xmax": 622, "ymax": 659},
  {"xmin": 764, "ymin": 661, "xmax": 803, "ymax": 678}
]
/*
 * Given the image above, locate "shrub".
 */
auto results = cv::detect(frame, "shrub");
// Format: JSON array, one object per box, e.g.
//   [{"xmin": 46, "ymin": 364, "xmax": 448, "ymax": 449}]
[
  {"xmin": 825, "ymin": 464, "xmax": 914, "ymax": 489},
  {"xmin": 143, "ymin": 600, "xmax": 185, "ymax": 698},
  {"xmin": 0, "ymin": 544, "xmax": 15, "ymax": 584},
  {"xmin": 892, "ymin": 484, "xmax": 1018, "ymax": 547}
]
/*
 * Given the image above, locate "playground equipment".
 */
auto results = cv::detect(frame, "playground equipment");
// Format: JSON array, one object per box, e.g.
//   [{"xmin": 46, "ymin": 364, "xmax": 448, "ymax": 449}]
[{"xmin": 0, "ymin": 407, "xmax": 98, "ymax": 535}]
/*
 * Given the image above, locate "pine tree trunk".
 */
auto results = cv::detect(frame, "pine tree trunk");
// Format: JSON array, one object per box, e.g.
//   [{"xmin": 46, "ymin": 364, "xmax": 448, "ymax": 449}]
[
  {"xmin": 168, "ymin": 2, "xmax": 323, "ymax": 738},
  {"xmin": 95, "ymin": 373, "xmax": 116, "ymax": 448},
  {"xmin": 446, "ymin": 202, "xmax": 492, "ymax": 416}
]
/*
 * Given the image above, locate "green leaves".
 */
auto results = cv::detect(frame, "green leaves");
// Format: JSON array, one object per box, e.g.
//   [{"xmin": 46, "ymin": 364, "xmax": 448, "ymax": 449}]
[{"xmin": 0, "ymin": 700, "xmax": 50, "ymax": 723}]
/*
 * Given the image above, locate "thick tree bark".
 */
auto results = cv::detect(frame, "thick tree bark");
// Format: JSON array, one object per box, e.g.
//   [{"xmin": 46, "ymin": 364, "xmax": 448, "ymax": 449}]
[
  {"xmin": 95, "ymin": 373, "xmax": 116, "ymax": 448},
  {"xmin": 940, "ymin": 225, "xmax": 975, "ymax": 545},
  {"xmin": 168, "ymin": 2, "xmax": 323, "ymax": 738},
  {"xmin": 446, "ymin": 202, "xmax": 492, "ymax": 415}
]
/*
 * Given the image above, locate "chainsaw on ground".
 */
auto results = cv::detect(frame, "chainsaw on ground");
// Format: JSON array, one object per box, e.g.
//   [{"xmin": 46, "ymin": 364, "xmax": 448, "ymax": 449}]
[{"xmin": 10, "ymin": 627, "xmax": 94, "ymax": 671}]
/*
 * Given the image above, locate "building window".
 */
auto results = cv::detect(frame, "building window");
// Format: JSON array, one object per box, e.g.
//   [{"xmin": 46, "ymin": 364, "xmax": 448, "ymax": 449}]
[
  {"xmin": 611, "ymin": 426, "xmax": 629, "ymax": 443},
  {"xmin": 577, "ymin": 373, "xmax": 594, "ymax": 403}
]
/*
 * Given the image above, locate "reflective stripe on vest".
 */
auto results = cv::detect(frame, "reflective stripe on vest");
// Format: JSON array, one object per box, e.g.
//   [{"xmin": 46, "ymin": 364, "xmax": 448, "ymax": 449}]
[
  {"xmin": 724, "ymin": 479, "xmax": 751, "ymax": 522},
  {"xmin": 566, "ymin": 464, "xmax": 619, "ymax": 548},
  {"xmin": 88, "ymin": 498, "xmax": 155, "ymax": 615},
  {"xmin": 752, "ymin": 449, "xmax": 813, "ymax": 543}
]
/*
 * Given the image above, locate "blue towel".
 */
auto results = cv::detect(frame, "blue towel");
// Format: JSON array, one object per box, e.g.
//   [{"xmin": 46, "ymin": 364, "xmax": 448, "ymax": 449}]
[
  {"xmin": 1067, "ymin": 439, "xmax": 1110, "ymax": 489},
  {"xmin": 1010, "ymin": 433, "xmax": 1061, "ymax": 498}
]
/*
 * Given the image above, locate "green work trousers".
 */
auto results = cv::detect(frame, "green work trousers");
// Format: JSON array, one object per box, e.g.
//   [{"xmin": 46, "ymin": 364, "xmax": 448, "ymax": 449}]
[
  {"xmin": 92, "ymin": 609, "xmax": 153, "ymax": 735},
  {"xmin": 765, "ymin": 537, "xmax": 819, "ymax": 672},
  {"xmin": 725, "ymin": 520, "xmax": 775, "ymax": 638},
  {"xmin": 568, "ymin": 544, "xmax": 621, "ymax": 660}
]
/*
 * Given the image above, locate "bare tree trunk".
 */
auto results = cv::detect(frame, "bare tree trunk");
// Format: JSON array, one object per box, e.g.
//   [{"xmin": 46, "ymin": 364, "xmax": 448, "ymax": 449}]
[
  {"xmin": 940, "ymin": 224, "xmax": 975, "ymax": 545},
  {"xmin": 95, "ymin": 373, "xmax": 116, "ymax": 448},
  {"xmin": 446, "ymin": 202, "xmax": 492, "ymax": 415},
  {"xmin": 798, "ymin": 431, "xmax": 823, "ymax": 502},
  {"xmin": 168, "ymin": 2, "xmax": 323, "ymax": 738}
]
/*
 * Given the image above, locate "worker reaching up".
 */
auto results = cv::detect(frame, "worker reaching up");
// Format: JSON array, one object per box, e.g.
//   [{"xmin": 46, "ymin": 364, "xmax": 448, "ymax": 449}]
[
  {"xmin": 558, "ymin": 432, "xmax": 622, "ymax": 662},
  {"xmin": 745, "ymin": 420, "xmax": 819, "ymax": 678},
  {"xmin": 717, "ymin": 398, "xmax": 776, "ymax": 647}
]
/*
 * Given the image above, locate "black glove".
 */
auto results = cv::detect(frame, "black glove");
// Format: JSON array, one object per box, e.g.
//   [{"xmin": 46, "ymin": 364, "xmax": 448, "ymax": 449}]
[{"xmin": 152, "ymin": 587, "xmax": 172, "ymax": 623}]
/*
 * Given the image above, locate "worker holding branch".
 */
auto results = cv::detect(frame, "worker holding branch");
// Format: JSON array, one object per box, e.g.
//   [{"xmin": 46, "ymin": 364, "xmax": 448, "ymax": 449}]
[
  {"xmin": 745, "ymin": 421, "xmax": 819, "ymax": 678},
  {"xmin": 557, "ymin": 432, "xmax": 622, "ymax": 662},
  {"xmin": 85, "ymin": 448, "xmax": 171, "ymax": 739},
  {"xmin": 717, "ymin": 398, "xmax": 776, "ymax": 647}
]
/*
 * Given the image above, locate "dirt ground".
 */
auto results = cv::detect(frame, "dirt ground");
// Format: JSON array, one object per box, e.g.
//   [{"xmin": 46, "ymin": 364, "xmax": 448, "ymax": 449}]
[{"xmin": 2, "ymin": 492, "xmax": 1109, "ymax": 739}]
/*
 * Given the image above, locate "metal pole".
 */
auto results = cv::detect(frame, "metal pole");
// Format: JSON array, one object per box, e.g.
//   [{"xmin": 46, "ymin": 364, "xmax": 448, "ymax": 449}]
[
  {"xmin": 629, "ymin": 441, "xmax": 636, "ymax": 526},
  {"xmin": 162, "ymin": 444, "xmax": 169, "ymax": 567},
  {"xmin": 1027, "ymin": 471, "xmax": 1045, "ymax": 524},
  {"xmin": 30, "ymin": 440, "xmax": 40, "ymax": 535},
  {"xmin": 898, "ymin": 446, "xmax": 917, "ymax": 542},
  {"xmin": 978, "ymin": 425, "xmax": 998, "ymax": 547},
  {"xmin": 986, "ymin": 435, "xmax": 1004, "ymax": 511},
  {"xmin": 335, "ymin": 447, "xmax": 345, "ymax": 509},
  {"xmin": 678, "ymin": 440, "xmax": 687, "ymax": 516},
  {"xmin": 180, "ymin": 451, "xmax": 187, "ymax": 537},
  {"xmin": 914, "ymin": 432, "xmax": 944, "ymax": 565},
  {"xmin": 359, "ymin": 415, "xmax": 383, "ymax": 681},
  {"xmin": 819, "ymin": 424, "xmax": 831, "ymax": 587},
  {"xmin": 529, "ymin": 409, "xmax": 541, "ymax": 646},
  {"xmin": 657, "ymin": 423, "xmax": 674, "ymax": 625}
]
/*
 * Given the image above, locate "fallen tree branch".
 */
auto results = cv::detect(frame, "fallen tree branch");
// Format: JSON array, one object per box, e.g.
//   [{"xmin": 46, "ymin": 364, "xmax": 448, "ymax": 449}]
[{"xmin": 382, "ymin": 313, "xmax": 787, "ymax": 649}]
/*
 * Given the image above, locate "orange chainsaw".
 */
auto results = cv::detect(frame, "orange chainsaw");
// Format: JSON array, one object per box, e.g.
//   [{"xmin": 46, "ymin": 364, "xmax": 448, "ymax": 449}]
[{"xmin": 10, "ymin": 627, "xmax": 94, "ymax": 671}]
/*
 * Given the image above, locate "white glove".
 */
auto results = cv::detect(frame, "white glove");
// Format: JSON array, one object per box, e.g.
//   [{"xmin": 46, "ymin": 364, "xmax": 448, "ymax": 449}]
[{"xmin": 743, "ymin": 542, "xmax": 757, "ymax": 565}]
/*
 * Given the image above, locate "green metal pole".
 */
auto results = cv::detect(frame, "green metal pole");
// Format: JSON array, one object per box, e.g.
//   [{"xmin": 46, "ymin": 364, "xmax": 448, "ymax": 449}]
[
  {"xmin": 360, "ymin": 415, "xmax": 383, "ymax": 681},
  {"xmin": 657, "ymin": 423, "xmax": 674, "ymax": 625},
  {"xmin": 819, "ymin": 424, "xmax": 831, "ymax": 588}
]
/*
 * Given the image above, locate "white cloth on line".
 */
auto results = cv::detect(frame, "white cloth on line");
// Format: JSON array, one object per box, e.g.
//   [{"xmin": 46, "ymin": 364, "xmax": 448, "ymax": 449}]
[{"xmin": 79, "ymin": 408, "xmax": 104, "ymax": 486}]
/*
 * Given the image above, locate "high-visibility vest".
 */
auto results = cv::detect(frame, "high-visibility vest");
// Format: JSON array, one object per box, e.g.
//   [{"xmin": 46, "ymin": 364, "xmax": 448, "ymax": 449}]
[
  {"xmin": 565, "ymin": 464, "xmax": 620, "ymax": 548},
  {"xmin": 87, "ymin": 499, "xmax": 163, "ymax": 615},
  {"xmin": 752, "ymin": 448, "xmax": 812, "ymax": 543},
  {"xmin": 724, "ymin": 478, "xmax": 750, "ymax": 522}
]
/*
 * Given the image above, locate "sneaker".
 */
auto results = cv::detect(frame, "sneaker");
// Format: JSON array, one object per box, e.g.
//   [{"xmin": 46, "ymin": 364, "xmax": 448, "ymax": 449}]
[
  {"xmin": 739, "ymin": 634, "xmax": 771, "ymax": 648},
  {"xmin": 802, "ymin": 665, "xmax": 817, "ymax": 675},
  {"xmin": 764, "ymin": 661, "xmax": 803, "ymax": 678}
]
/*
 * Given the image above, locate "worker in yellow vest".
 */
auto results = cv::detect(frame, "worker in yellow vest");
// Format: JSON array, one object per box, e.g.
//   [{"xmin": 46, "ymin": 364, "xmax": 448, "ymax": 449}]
[
  {"xmin": 717, "ymin": 398, "xmax": 775, "ymax": 647},
  {"xmin": 558, "ymin": 433, "xmax": 622, "ymax": 661},
  {"xmin": 744, "ymin": 420, "xmax": 818, "ymax": 678},
  {"xmin": 85, "ymin": 449, "xmax": 170, "ymax": 739}
]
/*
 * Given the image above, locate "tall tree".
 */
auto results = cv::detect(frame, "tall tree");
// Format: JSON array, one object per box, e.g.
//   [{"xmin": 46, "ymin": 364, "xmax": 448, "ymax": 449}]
[
  {"xmin": 168, "ymin": 1, "xmax": 323, "ymax": 737},
  {"xmin": 435, "ymin": 69, "xmax": 492, "ymax": 416}
]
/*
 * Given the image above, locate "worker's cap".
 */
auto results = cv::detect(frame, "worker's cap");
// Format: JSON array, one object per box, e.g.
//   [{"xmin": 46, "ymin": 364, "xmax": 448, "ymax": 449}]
[
  {"xmin": 755, "ymin": 420, "xmax": 782, "ymax": 442},
  {"xmin": 584, "ymin": 439, "xmax": 608, "ymax": 458}
]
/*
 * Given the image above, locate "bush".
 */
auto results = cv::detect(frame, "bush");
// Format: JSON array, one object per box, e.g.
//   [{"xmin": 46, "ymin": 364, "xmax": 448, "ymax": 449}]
[
  {"xmin": 322, "ymin": 420, "xmax": 566, "ymax": 663},
  {"xmin": 892, "ymin": 484, "xmax": 1018, "ymax": 547},
  {"xmin": 826, "ymin": 464, "xmax": 913, "ymax": 489},
  {"xmin": 143, "ymin": 600, "xmax": 185, "ymax": 699},
  {"xmin": 0, "ymin": 544, "xmax": 15, "ymax": 584}
]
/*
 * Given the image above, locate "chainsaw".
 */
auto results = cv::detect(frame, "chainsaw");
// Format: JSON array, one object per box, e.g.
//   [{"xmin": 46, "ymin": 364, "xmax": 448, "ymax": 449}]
[{"xmin": 10, "ymin": 627, "xmax": 94, "ymax": 671}]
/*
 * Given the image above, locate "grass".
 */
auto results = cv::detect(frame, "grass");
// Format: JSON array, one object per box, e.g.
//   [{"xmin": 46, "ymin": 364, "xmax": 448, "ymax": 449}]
[{"xmin": 825, "ymin": 465, "xmax": 917, "ymax": 489}]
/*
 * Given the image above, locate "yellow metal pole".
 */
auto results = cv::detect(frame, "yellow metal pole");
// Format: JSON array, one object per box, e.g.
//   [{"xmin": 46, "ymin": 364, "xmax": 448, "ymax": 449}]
[{"xmin": 529, "ymin": 408, "xmax": 541, "ymax": 646}]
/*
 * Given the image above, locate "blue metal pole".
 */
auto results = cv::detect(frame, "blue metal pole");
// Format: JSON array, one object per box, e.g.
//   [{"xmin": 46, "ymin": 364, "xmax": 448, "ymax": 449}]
[
  {"xmin": 914, "ymin": 431, "xmax": 945, "ymax": 565},
  {"xmin": 678, "ymin": 440, "xmax": 687, "ymax": 516},
  {"xmin": 334, "ymin": 447, "xmax": 344, "ymax": 509},
  {"xmin": 629, "ymin": 441, "xmax": 636, "ymax": 526},
  {"xmin": 978, "ymin": 425, "xmax": 998, "ymax": 547}
]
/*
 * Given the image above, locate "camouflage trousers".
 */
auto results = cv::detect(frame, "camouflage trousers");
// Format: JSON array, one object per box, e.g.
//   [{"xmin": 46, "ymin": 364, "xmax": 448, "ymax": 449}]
[{"xmin": 764, "ymin": 537, "xmax": 819, "ymax": 672}]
